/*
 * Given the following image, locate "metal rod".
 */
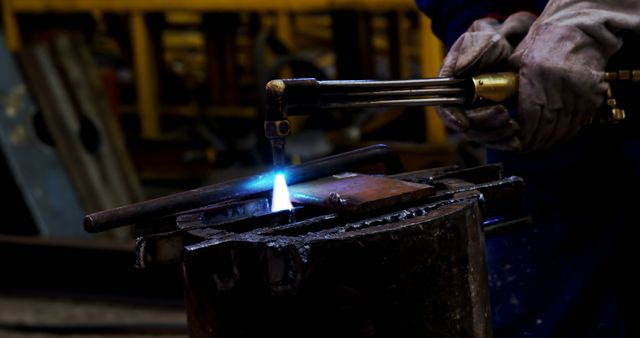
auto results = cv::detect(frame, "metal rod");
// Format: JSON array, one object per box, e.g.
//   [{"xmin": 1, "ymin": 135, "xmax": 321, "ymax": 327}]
[
  {"xmin": 290, "ymin": 97, "xmax": 466, "ymax": 110},
  {"xmin": 317, "ymin": 77, "xmax": 464, "ymax": 88},
  {"xmin": 84, "ymin": 144, "xmax": 403, "ymax": 233},
  {"xmin": 319, "ymin": 87, "xmax": 465, "ymax": 98},
  {"xmin": 270, "ymin": 138, "xmax": 286, "ymax": 169}
]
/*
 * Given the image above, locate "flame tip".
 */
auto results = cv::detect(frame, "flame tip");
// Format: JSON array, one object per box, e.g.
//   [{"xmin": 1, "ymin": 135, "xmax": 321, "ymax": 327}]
[{"xmin": 271, "ymin": 173, "xmax": 293, "ymax": 212}]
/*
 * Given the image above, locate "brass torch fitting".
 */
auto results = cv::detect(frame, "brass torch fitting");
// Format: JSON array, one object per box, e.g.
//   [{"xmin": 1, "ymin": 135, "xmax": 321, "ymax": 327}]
[
  {"xmin": 264, "ymin": 79, "xmax": 291, "ymax": 140},
  {"xmin": 471, "ymin": 72, "xmax": 519, "ymax": 104},
  {"xmin": 265, "ymin": 80, "xmax": 291, "ymax": 168}
]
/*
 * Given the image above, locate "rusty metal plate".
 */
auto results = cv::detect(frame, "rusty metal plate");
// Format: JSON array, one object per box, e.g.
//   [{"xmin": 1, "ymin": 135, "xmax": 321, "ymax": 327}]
[{"xmin": 288, "ymin": 172, "xmax": 436, "ymax": 213}]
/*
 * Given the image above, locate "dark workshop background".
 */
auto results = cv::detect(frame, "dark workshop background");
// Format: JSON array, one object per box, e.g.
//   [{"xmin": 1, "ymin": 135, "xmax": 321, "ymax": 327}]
[{"xmin": 0, "ymin": 1, "xmax": 480, "ymax": 337}]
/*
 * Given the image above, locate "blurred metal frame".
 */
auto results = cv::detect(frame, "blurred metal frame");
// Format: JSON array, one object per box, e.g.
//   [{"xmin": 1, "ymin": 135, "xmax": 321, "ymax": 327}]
[
  {"xmin": 0, "ymin": 34, "xmax": 87, "ymax": 237},
  {"xmin": 3, "ymin": 0, "xmax": 444, "ymax": 140}
]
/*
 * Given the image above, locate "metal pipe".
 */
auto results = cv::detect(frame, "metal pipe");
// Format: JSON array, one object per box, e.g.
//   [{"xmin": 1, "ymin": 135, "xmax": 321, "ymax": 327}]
[
  {"xmin": 317, "ymin": 77, "xmax": 464, "ymax": 88},
  {"xmin": 84, "ymin": 144, "xmax": 403, "ymax": 233},
  {"xmin": 318, "ymin": 87, "xmax": 465, "ymax": 98},
  {"xmin": 265, "ymin": 77, "xmax": 468, "ymax": 120},
  {"xmin": 270, "ymin": 137, "xmax": 286, "ymax": 169},
  {"xmin": 290, "ymin": 97, "xmax": 466, "ymax": 111}
]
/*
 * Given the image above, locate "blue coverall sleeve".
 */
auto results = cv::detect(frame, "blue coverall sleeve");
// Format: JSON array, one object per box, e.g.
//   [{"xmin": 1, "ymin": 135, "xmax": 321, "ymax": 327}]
[
  {"xmin": 415, "ymin": 0, "xmax": 546, "ymax": 47},
  {"xmin": 416, "ymin": 2, "xmax": 635, "ymax": 337}
]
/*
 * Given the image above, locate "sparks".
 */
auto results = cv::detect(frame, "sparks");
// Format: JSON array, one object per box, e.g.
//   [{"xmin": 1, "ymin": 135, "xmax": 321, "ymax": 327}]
[{"xmin": 271, "ymin": 173, "xmax": 293, "ymax": 212}]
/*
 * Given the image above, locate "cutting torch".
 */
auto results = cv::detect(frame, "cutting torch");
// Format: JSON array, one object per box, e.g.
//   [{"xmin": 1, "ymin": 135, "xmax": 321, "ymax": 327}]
[
  {"xmin": 82, "ymin": 71, "xmax": 633, "ymax": 232},
  {"xmin": 265, "ymin": 70, "xmax": 632, "ymax": 168}
]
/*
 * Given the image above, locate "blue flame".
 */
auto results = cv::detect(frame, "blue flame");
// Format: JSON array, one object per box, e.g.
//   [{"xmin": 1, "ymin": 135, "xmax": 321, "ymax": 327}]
[{"xmin": 271, "ymin": 173, "xmax": 293, "ymax": 212}]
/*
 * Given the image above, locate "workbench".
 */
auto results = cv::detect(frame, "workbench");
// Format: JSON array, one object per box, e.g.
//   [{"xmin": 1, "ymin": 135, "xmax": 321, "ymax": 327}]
[{"xmin": 2, "ymin": 0, "xmax": 445, "ymax": 142}]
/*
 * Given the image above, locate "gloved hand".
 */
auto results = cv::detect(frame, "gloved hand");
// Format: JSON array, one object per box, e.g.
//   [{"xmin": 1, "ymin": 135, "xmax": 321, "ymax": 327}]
[
  {"xmin": 437, "ymin": 11, "xmax": 537, "ymax": 151},
  {"xmin": 510, "ymin": 0, "xmax": 640, "ymax": 151}
]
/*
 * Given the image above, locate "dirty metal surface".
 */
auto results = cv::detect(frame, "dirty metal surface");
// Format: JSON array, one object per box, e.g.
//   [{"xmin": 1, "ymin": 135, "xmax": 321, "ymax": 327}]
[
  {"xmin": 182, "ymin": 199, "xmax": 490, "ymax": 338},
  {"xmin": 288, "ymin": 172, "xmax": 436, "ymax": 213}
]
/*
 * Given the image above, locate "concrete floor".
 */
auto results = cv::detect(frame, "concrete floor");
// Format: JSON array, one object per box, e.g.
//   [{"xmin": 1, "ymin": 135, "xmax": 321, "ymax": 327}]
[{"xmin": 0, "ymin": 294, "xmax": 187, "ymax": 338}]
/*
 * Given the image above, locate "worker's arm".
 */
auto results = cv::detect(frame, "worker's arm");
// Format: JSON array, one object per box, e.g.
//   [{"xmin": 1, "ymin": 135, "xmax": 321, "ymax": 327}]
[
  {"xmin": 415, "ymin": 0, "xmax": 546, "ymax": 47},
  {"xmin": 511, "ymin": 0, "xmax": 640, "ymax": 151},
  {"xmin": 416, "ymin": 0, "xmax": 545, "ymax": 151},
  {"xmin": 420, "ymin": 0, "xmax": 640, "ymax": 152},
  {"xmin": 428, "ymin": 9, "xmax": 539, "ymax": 151}
]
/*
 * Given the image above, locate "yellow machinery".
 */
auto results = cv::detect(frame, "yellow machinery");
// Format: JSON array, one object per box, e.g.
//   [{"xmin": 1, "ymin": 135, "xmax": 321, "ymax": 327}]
[{"xmin": 3, "ymin": 0, "xmax": 444, "ymax": 142}]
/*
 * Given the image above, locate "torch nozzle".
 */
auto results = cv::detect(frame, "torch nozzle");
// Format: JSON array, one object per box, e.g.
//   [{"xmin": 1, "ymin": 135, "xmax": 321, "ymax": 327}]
[{"xmin": 270, "ymin": 137, "xmax": 286, "ymax": 170}]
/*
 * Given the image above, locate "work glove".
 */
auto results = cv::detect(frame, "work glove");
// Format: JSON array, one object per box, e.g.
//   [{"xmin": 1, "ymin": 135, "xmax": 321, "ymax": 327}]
[
  {"xmin": 437, "ymin": 12, "xmax": 537, "ymax": 151},
  {"xmin": 509, "ymin": 0, "xmax": 640, "ymax": 152}
]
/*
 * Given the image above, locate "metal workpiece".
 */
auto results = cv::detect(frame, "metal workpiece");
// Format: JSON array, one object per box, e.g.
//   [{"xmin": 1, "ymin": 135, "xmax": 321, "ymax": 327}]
[
  {"xmin": 288, "ymin": 173, "xmax": 437, "ymax": 213},
  {"xmin": 169, "ymin": 164, "xmax": 523, "ymax": 338},
  {"xmin": 84, "ymin": 144, "xmax": 403, "ymax": 233},
  {"xmin": 132, "ymin": 160, "xmax": 518, "ymax": 268},
  {"xmin": 86, "ymin": 143, "xmax": 526, "ymax": 337},
  {"xmin": 127, "ymin": 155, "xmax": 526, "ymax": 337}
]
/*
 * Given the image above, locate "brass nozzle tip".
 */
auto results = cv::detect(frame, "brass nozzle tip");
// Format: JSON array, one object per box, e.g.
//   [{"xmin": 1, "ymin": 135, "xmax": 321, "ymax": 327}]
[{"xmin": 266, "ymin": 79, "xmax": 286, "ymax": 95}]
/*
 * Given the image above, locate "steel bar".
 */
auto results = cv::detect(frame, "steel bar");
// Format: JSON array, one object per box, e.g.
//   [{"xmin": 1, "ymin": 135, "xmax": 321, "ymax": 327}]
[{"xmin": 84, "ymin": 144, "xmax": 403, "ymax": 233}]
